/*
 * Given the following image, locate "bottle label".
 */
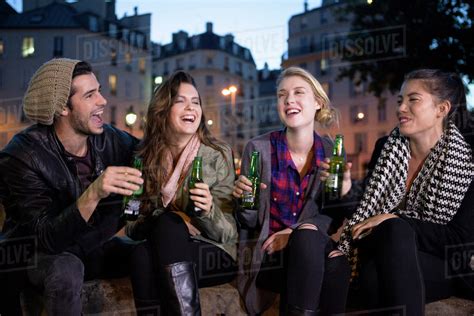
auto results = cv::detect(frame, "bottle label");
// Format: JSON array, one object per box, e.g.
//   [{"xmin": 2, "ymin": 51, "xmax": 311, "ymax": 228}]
[
  {"xmin": 124, "ymin": 199, "xmax": 140, "ymax": 215},
  {"xmin": 326, "ymin": 174, "xmax": 338, "ymax": 189},
  {"xmin": 242, "ymin": 191, "xmax": 255, "ymax": 204}
]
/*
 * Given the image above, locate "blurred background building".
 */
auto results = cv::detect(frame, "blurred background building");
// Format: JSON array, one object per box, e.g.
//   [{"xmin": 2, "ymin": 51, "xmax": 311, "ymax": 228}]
[
  {"xmin": 0, "ymin": 0, "xmax": 152, "ymax": 142},
  {"xmin": 3, "ymin": 0, "xmax": 464, "ymax": 179}
]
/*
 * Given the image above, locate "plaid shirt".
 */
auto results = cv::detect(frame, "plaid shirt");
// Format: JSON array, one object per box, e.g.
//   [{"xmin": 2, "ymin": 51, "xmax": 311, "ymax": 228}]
[{"xmin": 269, "ymin": 130, "xmax": 325, "ymax": 235}]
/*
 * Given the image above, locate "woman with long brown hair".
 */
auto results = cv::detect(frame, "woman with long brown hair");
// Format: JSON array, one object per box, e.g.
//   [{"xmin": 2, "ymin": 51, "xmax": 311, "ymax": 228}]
[{"xmin": 126, "ymin": 70, "xmax": 238, "ymax": 315}]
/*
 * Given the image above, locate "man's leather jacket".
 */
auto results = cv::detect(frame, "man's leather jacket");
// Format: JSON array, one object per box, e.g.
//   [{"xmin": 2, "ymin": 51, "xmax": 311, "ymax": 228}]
[{"xmin": 0, "ymin": 124, "xmax": 138, "ymax": 257}]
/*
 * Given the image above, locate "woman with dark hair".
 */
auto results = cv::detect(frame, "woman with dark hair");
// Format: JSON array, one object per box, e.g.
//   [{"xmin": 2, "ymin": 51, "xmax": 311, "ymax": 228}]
[
  {"xmin": 233, "ymin": 67, "xmax": 351, "ymax": 315},
  {"xmin": 126, "ymin": 71, "xmax": 238, "ymax": 315},
  {"xmin": 336, "ymin": 69, "xmax": 474, "ymax": 315}
]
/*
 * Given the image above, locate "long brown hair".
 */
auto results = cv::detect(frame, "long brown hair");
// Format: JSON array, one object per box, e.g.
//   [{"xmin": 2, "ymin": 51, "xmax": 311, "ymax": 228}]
[{"xmin": 138, "ymin": 70, "xmax": 227, "ymax": 213}]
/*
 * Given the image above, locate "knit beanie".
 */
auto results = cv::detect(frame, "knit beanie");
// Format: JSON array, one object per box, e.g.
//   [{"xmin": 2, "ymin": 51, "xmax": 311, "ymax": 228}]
[{"xmin": 23, "ymin": 58, "xmax": 81, "ymax": 125}]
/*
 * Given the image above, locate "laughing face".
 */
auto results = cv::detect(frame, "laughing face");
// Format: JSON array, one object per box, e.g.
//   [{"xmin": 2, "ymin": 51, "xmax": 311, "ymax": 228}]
[
  {"xmin": 397, "ymin": 79, "xmax": 446, "ymax": 139},
  {"xmin": 277, "ymin": 75, "xmax": 321, "ymax": 130},
  {"xmin": 67, "ymin": 73, "xmax": 106, "ymax": 136},
  {"xmin": 168, "ymin": 83, "xmax": 202, "ymax": 143}
]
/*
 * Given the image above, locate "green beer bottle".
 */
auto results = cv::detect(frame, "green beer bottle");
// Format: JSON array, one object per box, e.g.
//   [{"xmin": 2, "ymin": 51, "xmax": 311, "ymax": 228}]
[
  {"xmin": 241, "ymin": 151, "xmax": 260, "ymax": 210},
  {"xmin": 187, "ymin": 156, "xmax": 204, "ymax": 216},
  {"xmin": 122, "ymin": 157, "xmax": 143, "ymax": 221},
  {"xmin": 324, "ymin": 135, "xmax": 345, "ymax": 200}
]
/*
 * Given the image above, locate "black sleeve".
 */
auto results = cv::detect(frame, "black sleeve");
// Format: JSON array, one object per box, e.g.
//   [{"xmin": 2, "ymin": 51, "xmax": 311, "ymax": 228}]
[
  {"xmin": 0, "ymin": 155, "xmax": 90, "ymax": 254},
  {"xmin": 399, "ymin": 180, "xmax": 474, "ymax": 258}
]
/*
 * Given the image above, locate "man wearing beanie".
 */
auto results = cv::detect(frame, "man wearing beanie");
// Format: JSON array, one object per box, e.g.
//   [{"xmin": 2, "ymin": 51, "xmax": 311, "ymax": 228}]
[{"xmin": 0, "ymin": 58, "xmax": 143, "ymax": 315}]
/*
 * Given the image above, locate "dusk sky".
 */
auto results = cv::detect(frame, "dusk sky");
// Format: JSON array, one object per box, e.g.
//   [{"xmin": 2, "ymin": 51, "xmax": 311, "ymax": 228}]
[
  {"xmin": 6, "ymin": 0, "xmax": 324, "ymax": 69},
  {"xmin": 5, "ymin": 0, "xmax": 473, "ymax": 106}
]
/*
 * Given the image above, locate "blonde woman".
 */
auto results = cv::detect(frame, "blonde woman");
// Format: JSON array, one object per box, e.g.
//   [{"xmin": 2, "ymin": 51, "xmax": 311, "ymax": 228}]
[{"xmin": 233, "ymin": 67, "xmax": 351, "ymax": 315}]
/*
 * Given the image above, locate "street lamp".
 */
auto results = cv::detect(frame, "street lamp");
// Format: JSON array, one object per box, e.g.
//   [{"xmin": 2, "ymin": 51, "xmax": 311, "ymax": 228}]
[
  {"xmin": 221, "ymin": 85, "xmax": 238, "ymax": 113},
  {"xmin": 125, "ymin": 106, "xmax": 137, "ymax": 133},
  {"xmin": 221, "ymin": 85, "xmax": 239, "ymax": 156}
]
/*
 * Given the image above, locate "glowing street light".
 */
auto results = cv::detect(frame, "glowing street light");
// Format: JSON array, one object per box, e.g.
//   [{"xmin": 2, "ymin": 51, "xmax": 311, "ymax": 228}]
[
  {"xmin": 125, "ymin": 106, "xmax": 137, "ymax": 126},
  {"xmin": 221, "ymin": 85, "xmax": 238, "ymax": 97}
]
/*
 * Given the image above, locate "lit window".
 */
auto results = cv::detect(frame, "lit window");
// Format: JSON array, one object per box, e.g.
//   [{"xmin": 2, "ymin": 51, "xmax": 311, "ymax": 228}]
[
  {"xmin": 22, "ymin": 37, "xmax": 35, "ymax": 58},
  {"xmin": 139, "ymin": 58, "xmax": 146, "ymax": 74},
  {"xmin": 125, "ymin": 52, "xmax": 132, "ymax": 71},
  {"xmin": 109, "ymin": 74, "xmax": 117, "ymax": 95},
  {"xmin": 320, "ymin": 58, "xmax": 329, "ymax": 75}
]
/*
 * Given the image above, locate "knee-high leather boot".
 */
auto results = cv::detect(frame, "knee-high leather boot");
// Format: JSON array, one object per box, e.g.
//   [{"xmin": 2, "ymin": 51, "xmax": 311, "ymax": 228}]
[{"xmin": 159, "ymin": 262, "xmax": 201, "ymax": 316}]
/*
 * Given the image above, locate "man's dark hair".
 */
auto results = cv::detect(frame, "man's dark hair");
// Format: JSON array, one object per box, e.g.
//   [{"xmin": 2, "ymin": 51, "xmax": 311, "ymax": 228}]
[
  {"xmin": 72, "ymin": 61, "xmax": 92, "ymax": 79},
  {"xmin": 68, "ymin": 61, "xmax": 93, "ymax": 108}
]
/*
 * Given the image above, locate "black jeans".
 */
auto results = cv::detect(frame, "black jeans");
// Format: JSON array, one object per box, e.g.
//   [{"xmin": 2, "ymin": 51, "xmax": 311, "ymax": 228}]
[
  {"xmin": 130, "ymin": 212, "xmax": 237, "ymax": 314},
  {"xmin": 256, "ymin": 228, "xmax": 351, "ymax": 314},
  {"xmin": 356, "ymin": 218, "xmax": 431, "ymax": 315},
  {"xmin": 1, "ymin": 236, "xmax": 136, "ymax": 316}
]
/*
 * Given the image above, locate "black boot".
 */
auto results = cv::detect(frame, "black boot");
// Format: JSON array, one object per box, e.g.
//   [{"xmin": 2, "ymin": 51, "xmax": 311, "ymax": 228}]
[
  {"xmin": 159, "ymin": 262, "xmax": 201, "ymax": 316},
  {"xmin": 285, "ymin": 304, "xmax": 317, "ymax": 316}
]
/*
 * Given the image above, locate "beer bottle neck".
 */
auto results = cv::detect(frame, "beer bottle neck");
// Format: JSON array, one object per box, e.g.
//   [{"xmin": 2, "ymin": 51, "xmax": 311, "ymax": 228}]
[
  {"xmin": 249, "ymin": 155, "xmax": 259, "ymax": 176},
  {"xmin": 333, "ymin": 137, "xmax": 344, "ymax": 157},
  {"xmin": 191, "ymin": 159, "xmax": 202, "ymax": 180}
]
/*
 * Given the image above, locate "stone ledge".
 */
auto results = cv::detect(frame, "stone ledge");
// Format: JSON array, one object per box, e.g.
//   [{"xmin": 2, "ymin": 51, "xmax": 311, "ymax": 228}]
[
  {"xmin": 426, "ymin": 297, "xmax": 474, "ymax": 316},
  {"xmin": 22, "ymin": 277, "xmax": 474, "ymax": 315}
]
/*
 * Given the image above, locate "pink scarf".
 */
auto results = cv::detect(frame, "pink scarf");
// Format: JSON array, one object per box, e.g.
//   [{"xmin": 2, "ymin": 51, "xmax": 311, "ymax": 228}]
[{"xmin": 161, "ymin": 134, "xmax": 201, "ymax": 207}]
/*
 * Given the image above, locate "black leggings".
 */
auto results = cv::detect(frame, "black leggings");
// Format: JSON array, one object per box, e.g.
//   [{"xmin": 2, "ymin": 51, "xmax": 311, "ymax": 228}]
[
  {"xmin": 256, "ymin": 228, "xmax": 351, "ymax": 314},
  {"xmin": 356, "ymin": 218, "xmax": 456, "ymax": 315},
  {"xmin": 130, "ymin": 212, "xmax": 237, "ymax": 310}
]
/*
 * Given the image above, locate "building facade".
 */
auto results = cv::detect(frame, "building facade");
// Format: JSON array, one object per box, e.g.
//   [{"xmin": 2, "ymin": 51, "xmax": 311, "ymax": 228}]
[
  {"xmin": 282, "ymin": 0, "xmax": 399, "ymax": 179},
  {"xmin": 0, "ymin": 0, "xmax": 152, "ymax": 148},
  {"xmin": 152, "ymin": 22, "xmax": 259, "ymax": 160}
]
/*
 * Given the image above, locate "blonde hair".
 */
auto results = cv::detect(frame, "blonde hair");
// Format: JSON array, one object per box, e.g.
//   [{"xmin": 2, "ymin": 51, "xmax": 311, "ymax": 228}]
[{"xmin": 276, "ymin": 66, "xmax": 339, "ymax": 128}]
